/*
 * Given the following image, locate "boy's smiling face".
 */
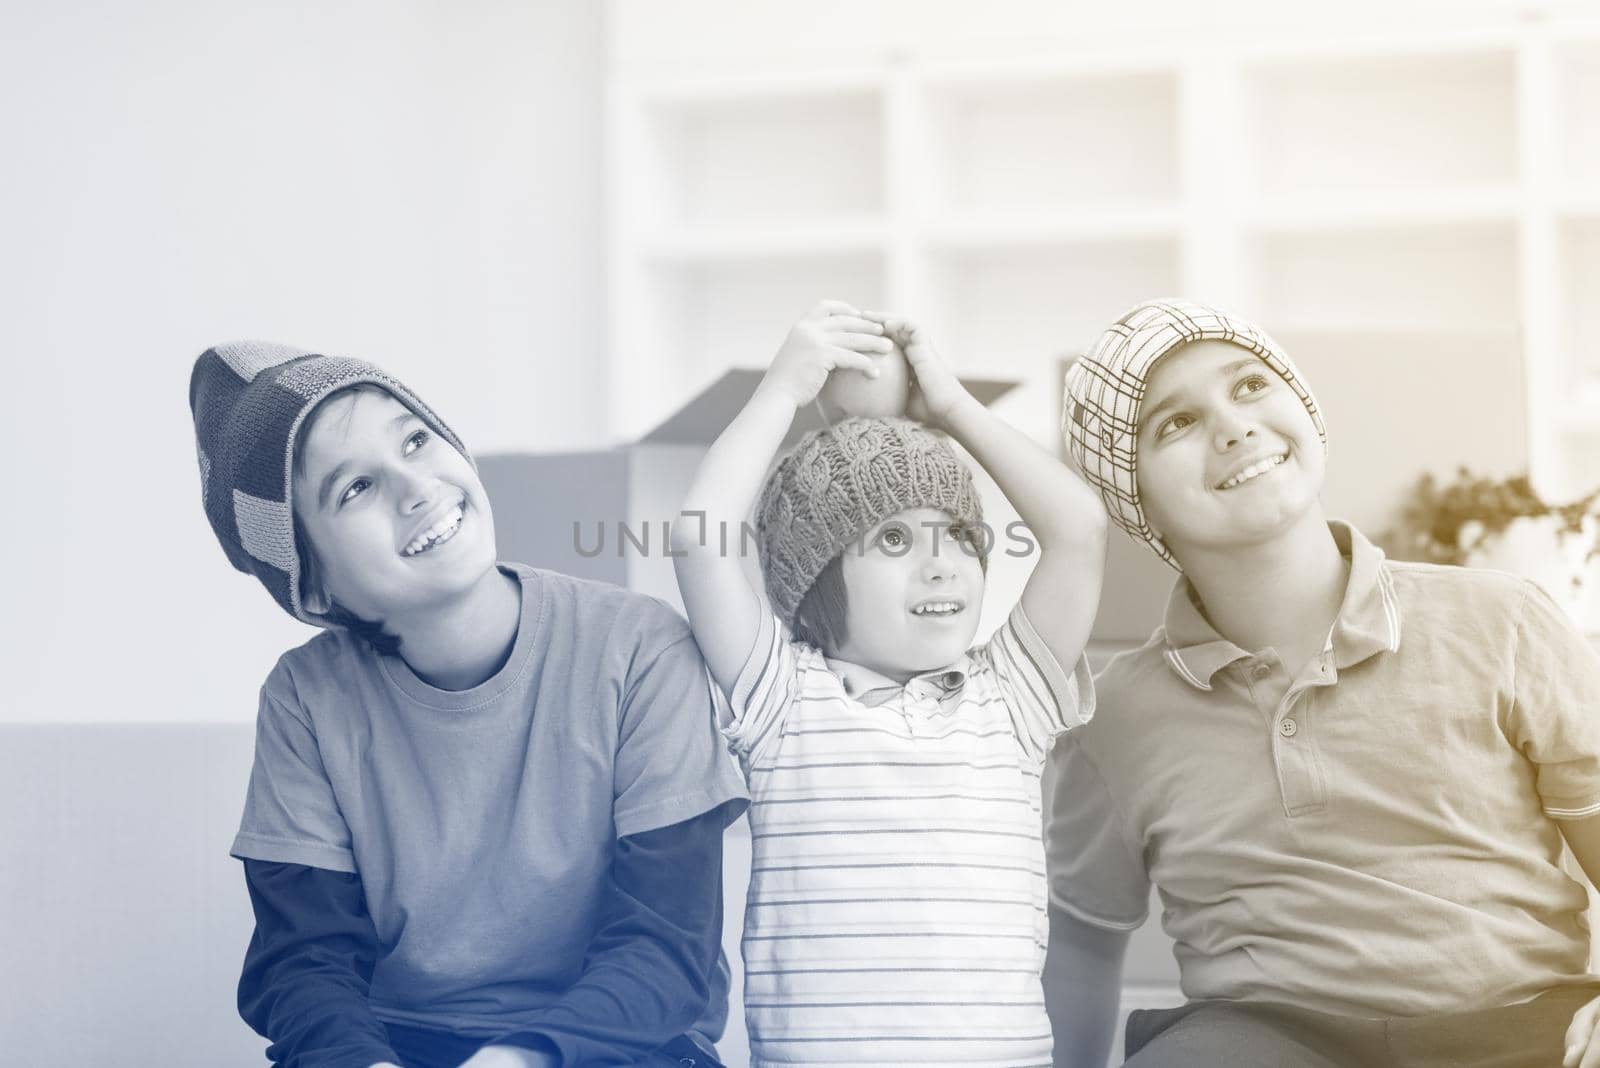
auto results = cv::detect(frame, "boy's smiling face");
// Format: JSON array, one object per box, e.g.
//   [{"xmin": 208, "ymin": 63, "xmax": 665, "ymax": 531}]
[
  {"xmin": 293, "ymin": 388, "xmax": 497, "ymax": 626},
  {"xmin": 1136, "ymin": 340, "xmax": 1325, "ymax": 559},
  {"xmin": 833, "ymin": 506, "xmax": 986, "ymax": 681}
]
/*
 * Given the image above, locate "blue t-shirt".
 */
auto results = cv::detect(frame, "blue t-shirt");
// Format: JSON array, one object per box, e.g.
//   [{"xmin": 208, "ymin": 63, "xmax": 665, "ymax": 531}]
[{"xmin": 231, "ymin": 564, "xmax": 749, "ymax": 1040}]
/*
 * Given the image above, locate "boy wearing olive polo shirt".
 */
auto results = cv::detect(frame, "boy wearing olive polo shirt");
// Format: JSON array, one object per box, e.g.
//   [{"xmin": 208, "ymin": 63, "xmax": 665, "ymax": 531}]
[{"xmin": 1046, "ymin": 299, "xmax": 1600, "ymax": 1068}]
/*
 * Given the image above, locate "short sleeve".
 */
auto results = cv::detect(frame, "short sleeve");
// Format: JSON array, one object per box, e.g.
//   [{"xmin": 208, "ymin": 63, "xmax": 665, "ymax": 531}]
[
  {"xmin": 980, "ymin": 603, "xmax": 1096, "ymax": 766},
  {"xmin": 614, "ymin": 632, "xmax": 750, "ymax": 840},
  {"xmin": 232, "ymin": 686, "xmax": 358, "ymax": 873},
  {"xmin": 1044, "ymin": 732, "xmax": 1150, "ymax": 931},
  {"xmin": 722, "ymin": 609, "xmax": 804, "ymax": 767},
  {"xmin": 1504, "ymin": 582, "xmax": 1600, "ymax": 820}
]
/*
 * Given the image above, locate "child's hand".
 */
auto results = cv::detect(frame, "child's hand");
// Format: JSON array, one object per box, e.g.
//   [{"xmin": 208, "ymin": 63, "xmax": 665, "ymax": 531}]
[
  {"xmin": 867, "ymin": 314, "xmax": 971, "ymax": 426},
  {"xmin": 758, "ymin": 300, "xmax": 892, "ymax": 410}
]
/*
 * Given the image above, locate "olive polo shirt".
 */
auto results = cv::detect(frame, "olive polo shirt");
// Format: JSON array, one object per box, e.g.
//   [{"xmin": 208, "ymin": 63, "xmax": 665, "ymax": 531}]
[{"xmin": 1046, "ymin": 522, "xmax": 1600, "ymax": 1016}]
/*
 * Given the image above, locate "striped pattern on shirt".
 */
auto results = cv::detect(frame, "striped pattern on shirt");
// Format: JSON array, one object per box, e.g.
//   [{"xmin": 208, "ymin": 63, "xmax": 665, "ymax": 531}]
[{"xmin": 725, "ymin": 605, "xmax": 1094, "ymax": 1066}]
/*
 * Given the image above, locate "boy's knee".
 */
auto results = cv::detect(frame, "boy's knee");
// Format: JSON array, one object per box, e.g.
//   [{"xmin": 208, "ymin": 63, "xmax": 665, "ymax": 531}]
[{"xmin": 1124, "ymin": 1002, "xmax": 1368, "ymax": 1068}]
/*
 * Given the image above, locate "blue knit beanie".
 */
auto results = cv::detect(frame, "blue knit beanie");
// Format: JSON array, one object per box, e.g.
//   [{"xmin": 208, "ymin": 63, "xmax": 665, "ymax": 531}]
[{"xmin": 188, "ymin": 341, "xmax": 469, "ymax": 623}]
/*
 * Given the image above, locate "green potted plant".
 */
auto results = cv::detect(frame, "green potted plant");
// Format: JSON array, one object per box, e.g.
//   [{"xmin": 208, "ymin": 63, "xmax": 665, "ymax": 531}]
[{"xmin": 1382, "ymin": 469, "xmax": 1600, "ymax": 632}]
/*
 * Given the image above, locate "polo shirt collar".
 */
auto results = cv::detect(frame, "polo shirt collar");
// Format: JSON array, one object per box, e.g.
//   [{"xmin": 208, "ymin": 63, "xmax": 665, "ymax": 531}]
[
  {"xmin": 825, "ymin": 655, "xmax": 971, "ymax": 709},
  {"xmin": 1326, "ymin": 520, "xmax": 1404, "ymax": 671},
  {"xmin": 1160, "ymin": 584, "xmax": 1248, "ymax": 691},
  {"xmin": 1161, "ymin": 520, "xmax": 1403, "ymax": 691}
]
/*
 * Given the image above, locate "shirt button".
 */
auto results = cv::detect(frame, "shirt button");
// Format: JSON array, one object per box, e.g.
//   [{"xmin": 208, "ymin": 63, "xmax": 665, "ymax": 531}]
[
  {"xmin": 1279, "ymin": 718, "xmax": 1299, "ymax": 738},
  {"xmin": 1251, "ymin": 663, "xmax": 1272, "ymax": 681}
]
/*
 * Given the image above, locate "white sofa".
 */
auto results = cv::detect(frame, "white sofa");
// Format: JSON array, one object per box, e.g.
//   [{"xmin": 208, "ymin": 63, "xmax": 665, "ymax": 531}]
[{"xmin": 0, "ymin": 723, "xmax": 1180, "ymax": 1067}]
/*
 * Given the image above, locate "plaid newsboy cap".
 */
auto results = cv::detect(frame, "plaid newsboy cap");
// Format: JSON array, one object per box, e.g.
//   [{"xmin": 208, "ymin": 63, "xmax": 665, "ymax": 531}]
[{"xmin": 1062, "ymin": 299, "xmax": 1327, "ymax": 569}]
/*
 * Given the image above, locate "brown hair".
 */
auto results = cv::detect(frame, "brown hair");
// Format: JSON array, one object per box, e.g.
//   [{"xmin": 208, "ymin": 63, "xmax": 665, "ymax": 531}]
[
  {"xmin": 290, "ymin": 385, "xmax": 403, "ymax": 656},
  {"xmin": 792, "ymin": 555, "xmax": 849, "ymax": 653}
]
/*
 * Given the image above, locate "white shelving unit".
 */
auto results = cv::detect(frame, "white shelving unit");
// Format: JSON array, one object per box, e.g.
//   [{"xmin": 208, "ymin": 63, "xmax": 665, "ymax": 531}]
[
  {"xmin": 604, "ymin": 17, "xmax": 1600, "ymax": 1063},
  {"xmin": 608, "ymin": 16, "xmax": 1600, "ymax": 505}
]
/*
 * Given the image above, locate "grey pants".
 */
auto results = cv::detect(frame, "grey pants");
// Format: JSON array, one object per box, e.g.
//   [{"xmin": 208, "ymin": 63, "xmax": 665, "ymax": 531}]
[{"xmin": 1124, "ymin": 985, "xmax": 1600, "ymax": 1068}]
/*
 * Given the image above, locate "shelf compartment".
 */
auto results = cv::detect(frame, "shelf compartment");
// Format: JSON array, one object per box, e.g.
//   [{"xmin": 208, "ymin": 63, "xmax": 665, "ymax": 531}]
[
  {"xmin": 1244, "ymin": 49, "xmax": 1517, "ymax": 195},
  {"xmin": 1271, "ymin": 326, "xmax": 1528, "ymax": 532},
  {"xmin": 921, "ymin": 70, "xmax": 1179, "ymax": 212},
  {"xmin": 1245, "ymin": 222, "xmax": 1518, "ymax": 332},
  {"xmin": 918, "ymin": 238, "xmax": 1180, "ymax": 446},
  {"xmin": 1562, "ymin": 217, "xmax": 1600, "ymax": 395},
  {"xmin": 1559, "ymin": 398, "xmax": 1600, "ymax": 433},
  {"xmin": 1552, "ymin": 417, "xmax": 1600, "ymax": 502},
  {"xmin": 921, "ymin": 238, "xmax": 1180, "ymax": 370},
  {"xmin": 638, "ymin": 86, "xmax": 884, "ymax": 228},
  {"xmin": 1556, "ymin": 190, "xmax": 1600, "ymax": 219},
  {"xmin": 639, "ymin": 251, "xmax": 886, "ymax": 405},
  {"xmin": 1556, "ymin": 40, "xmax": 1600, "ymax": 188}
]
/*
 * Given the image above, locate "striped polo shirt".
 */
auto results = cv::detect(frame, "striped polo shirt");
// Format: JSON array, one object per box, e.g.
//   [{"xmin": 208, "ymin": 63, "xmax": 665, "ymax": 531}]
[{"xmin": 726, "ymin": 604, "xmax": 1094, "ymax": 1066}]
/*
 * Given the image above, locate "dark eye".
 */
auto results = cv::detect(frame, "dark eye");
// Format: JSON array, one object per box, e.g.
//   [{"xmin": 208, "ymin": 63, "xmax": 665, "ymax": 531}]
[
  {"xmin": 878, "ymin": 523, "xmax": 907, "ymax": 549},
  {"xmin": 1156, "ymin": 413, "xmax": 1194, "ymax": 440},
  {"xmin": 949, "ymin": 524, "xmax": 985, "ymax": 553},
  {"xmin": 1236, "ymin": 374, "xmax": 1270, "ymax": 397},
  {"xmin": 338, "ymin": 477, "xmax": 372, "ymax": 506},
  {"xmin": 404, "ymin": 429, "xmax": 430, "ymax": 454}
]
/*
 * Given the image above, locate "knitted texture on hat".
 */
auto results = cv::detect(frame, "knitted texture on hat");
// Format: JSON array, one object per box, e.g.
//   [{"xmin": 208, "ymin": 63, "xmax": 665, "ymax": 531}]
[
  {"xmin": 188, "ymin": 341, "xmax": 469, "ymax": 624},
  {"xmin": 755, "ymin": 417, "xmax": 983, "ymax": 627},
  {"xmin": 1062, "ymin": 298, "xmax": 1327, "ymax": 570}
]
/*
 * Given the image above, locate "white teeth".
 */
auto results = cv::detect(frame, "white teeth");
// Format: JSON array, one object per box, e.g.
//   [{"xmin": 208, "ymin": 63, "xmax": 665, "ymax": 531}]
[
  {"xmin": 403, "ymin": 504, "xmax": 464, "ymax": 557},
  {"xmin": 1218, "ymin": 454, "xmax": 1286, "ymax": 490},
  {"xmin": 912, "ymin": 601, "xmax": 961, "ymax": 616}
]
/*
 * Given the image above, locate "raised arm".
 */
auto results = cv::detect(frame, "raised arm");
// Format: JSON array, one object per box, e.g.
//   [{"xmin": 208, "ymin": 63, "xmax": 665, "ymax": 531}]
[
  {"xmin": 876, "ymin": 315, "xmax": 1107, "ymax": 668},
  {"xmin": 672, "ymin": 300, "xmax": 890, "ymax": 696}
]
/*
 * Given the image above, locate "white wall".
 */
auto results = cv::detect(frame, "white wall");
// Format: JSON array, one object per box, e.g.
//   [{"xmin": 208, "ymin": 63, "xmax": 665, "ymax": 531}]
[{"xmin": 1, "ymin": 0, "xmax": 605, "ymax": 724}]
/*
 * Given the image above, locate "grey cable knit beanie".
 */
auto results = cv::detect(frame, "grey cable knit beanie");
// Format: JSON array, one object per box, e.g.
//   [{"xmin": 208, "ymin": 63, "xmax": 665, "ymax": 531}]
[{"xmin": 755, "ymin": 417, "xmax": 984, "ymax": 627}]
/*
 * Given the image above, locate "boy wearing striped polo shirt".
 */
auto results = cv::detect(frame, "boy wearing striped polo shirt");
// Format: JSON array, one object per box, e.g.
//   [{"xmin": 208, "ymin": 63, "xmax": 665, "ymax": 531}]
[
  {"xmin": 673, "ymin": 300, "xmax": 1107, "ymax": 1066},
  {"xmin": 1048, "ymin": 299, "xmax": 1600, "ymax": 1068}
]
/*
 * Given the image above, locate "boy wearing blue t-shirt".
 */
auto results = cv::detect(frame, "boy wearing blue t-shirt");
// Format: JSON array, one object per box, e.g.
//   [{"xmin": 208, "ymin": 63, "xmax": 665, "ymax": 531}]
[{"xmin": 190, "ymin": 342, "xmax": 748, "ymax": 1068}]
